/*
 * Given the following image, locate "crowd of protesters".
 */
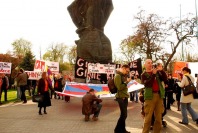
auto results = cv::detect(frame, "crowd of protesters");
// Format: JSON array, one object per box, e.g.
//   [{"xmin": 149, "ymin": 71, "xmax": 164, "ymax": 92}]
[
  {"xmin": 0, "ymin": 60, "xmax": 198, "ymax": 133},
  {"xmin": 0, "ymin": 70, "xmax": 74, "ymax": 105}
]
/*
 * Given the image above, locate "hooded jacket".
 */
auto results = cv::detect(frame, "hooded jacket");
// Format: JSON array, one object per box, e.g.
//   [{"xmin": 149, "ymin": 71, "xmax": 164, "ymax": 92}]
[{"xmin": 114, "ymin": 71, "xmax": 129, "ymax": 98}]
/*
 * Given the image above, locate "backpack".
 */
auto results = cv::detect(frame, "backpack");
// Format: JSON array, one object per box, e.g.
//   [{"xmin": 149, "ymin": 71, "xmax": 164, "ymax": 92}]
[{"xmin": 107, "ymin": 77, "xmax": 117, "ymax": 94}]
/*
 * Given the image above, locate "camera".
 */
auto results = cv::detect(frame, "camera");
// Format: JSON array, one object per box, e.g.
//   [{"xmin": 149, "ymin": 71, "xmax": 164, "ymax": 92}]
[
  {"xmin": 131, "ymin": 76, "xmax": 134, "ymax": 80},
  {"xmin": 152, "ymin": 64, "xmax": 157, "ymax": 69}
]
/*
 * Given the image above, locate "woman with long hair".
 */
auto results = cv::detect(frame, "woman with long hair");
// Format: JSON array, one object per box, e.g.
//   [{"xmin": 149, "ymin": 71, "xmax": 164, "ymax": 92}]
[{"xmin": 37, "ymin": 72, "xmax": 51, "ymax": 115}]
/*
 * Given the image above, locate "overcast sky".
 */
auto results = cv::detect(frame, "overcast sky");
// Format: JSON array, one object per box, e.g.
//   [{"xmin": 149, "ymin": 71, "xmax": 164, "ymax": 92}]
[{"xmin": 0, "ymin": 0, "xmax": 197, "ymax": 59}]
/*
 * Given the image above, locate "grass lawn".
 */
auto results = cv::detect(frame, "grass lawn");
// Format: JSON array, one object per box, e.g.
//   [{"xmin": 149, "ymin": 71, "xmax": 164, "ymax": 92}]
[{"xmin": 1, "ymin": 89, "xmax": 31, "ymax": 104}]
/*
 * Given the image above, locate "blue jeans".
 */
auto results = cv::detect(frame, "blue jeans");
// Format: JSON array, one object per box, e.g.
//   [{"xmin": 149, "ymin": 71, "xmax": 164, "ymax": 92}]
[
  {"xmin": 181, "ymin": 103, "xmax": 198, "ymax": 123},
  {"xmin": 135, "ymin": 90, "xmax": 138, "ymax": 102},
  {"xmin": 114, "ymin": 98, "xmax": 128, "ymax": 133}
]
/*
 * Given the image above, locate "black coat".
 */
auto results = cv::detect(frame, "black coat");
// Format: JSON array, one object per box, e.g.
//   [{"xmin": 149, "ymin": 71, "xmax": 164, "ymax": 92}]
[{"xmin": 37, "ymin": 78, "xmax": 51, "ymax": 107}]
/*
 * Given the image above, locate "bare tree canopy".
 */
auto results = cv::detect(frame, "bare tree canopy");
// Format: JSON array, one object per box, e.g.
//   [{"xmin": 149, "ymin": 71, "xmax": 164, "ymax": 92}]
[{"xmin": 119, "ymin": 10, "xmax": 197, "ymax": 70}]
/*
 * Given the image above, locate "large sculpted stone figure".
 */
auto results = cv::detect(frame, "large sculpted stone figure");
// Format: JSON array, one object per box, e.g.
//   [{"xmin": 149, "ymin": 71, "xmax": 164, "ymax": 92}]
[{"xmin": 68, "ymin": 0, "xmax": 114, "ymax": 63}]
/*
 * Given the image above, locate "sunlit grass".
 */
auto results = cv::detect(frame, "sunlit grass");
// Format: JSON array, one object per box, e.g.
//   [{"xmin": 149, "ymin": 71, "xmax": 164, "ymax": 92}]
[{"xmin": 0, "ymin": 89, "xmax": 31, "ymax": 104}]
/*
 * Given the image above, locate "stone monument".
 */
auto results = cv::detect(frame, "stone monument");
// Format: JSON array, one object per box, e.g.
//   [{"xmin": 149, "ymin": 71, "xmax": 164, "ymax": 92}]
[{"xmin": 67, "ymin": 0, "xmax": 114, "ymax": 64}]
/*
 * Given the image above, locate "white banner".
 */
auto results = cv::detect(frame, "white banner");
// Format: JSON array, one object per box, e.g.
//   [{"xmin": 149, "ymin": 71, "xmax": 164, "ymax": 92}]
[
  {"xmin": 34, "ymin": 60, "xmax": 59, "ymax": 73},
  {"xmin": 46, "ymin": 61, "xmax": 59, "ymax": 73},
  {"xmin": 127, "ymin": 80, "xmax": 144, "ymax": 92},
  {"xmin": 25, "ymin": 71, "xmax": 42, "ymax": 80},
  {"xmin": 88, "ymin": 63, "xmax": 115, "ymax": 74},
  {"xmin": 0, "ymin": 62, "xmax": 12, "ymax": 74}
]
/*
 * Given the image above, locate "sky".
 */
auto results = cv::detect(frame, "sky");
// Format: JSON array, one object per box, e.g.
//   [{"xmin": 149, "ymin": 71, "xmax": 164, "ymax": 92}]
[{"xmin": 0, "ymin": 0, "xmax": 197, "ymax": 59}]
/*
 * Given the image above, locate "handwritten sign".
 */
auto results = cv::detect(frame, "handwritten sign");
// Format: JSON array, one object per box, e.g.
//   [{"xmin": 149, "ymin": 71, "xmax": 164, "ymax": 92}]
[
  {"xmin": 34, "ymin": 60, "xmax": 59, "ymax": 73},
  {"xmin": 34, "ymin": 60, "xmax": 46, "ymax": 72},
  {"xmin": 0, "ymin": 62, "xmax": 12, "ymax": 74},
  {"xmin": 25, "ymin": 71, "xmax": 42, "ymax": 80},
  {"xmin": 88, "ymin": 63, "xmax": 115, "ymax": 74}
]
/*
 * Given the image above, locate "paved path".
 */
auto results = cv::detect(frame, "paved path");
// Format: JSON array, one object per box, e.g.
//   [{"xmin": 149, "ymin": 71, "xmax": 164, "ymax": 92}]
[{"xmin": 0, "ymin": 97, "xmax": 198, "ymax": 133}]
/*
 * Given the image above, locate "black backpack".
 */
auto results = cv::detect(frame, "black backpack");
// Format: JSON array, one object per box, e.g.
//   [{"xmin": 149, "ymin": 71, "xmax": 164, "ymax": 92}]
[{"xmin": 107, "ymin": 77, "xmax": 117, "ymax": 94}]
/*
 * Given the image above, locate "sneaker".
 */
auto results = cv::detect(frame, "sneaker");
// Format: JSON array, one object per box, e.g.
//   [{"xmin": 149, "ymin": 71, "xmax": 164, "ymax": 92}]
[
  {"xmin": 196, "ymin": 119, "xmax": 198, "ymax": 124},
  {"xmin": 39, "ymin": 112, "xmax": 42, "ymax": 115},
  {"xmin": 44, "ymin": 111, "xmax": 47, "ymax": 114},
  {"xmin": 92, "ymin": 116, "xmax": 98, "ymax": 121}
]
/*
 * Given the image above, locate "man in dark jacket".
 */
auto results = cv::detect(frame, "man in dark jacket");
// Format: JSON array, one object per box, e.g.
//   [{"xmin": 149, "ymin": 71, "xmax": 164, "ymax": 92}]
[
  {"xmin": 82, "ymin": 89, "xmax": 102, "ymax": 121},
  {"xmin": 16, "ymin": 69, "xmax": 28, "ymax": 103}
]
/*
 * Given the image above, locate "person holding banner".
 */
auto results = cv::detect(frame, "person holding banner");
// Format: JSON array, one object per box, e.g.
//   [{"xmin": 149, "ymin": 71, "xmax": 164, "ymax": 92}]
[
  {"xmin": 54, "ymin": 73, "xmax": 63, "ymax": 100},
  {"xmin": 82, "ymin": 88, "xmax": 102, "ymax": 121},
  {"xmin": 0, "ymin": 74, "xmax": 3, "ymax": 104}
]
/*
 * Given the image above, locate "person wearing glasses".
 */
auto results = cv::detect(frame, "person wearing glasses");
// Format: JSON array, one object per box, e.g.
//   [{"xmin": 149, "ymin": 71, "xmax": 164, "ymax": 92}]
[{"xmin": 114, "ymin": 64, "xmax": 131, "ymax": 133}]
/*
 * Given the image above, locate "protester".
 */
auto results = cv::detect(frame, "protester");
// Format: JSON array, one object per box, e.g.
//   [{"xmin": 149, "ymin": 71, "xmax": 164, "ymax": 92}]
[
  {"xmin": 50, "ymin": 74, "xmax": 55, "ymax": 99},
  {"xmin": 54, "ymin": 73, "xmax": 63, "ymax": 99},
  {"xmin": 141, "ymin": 59, "xmax": 167, "ymax": 133},
  {"xmin": 114, "ymin": 64, "xmax": 131, "ymax": 133},
  {"xmin": 129, "ymin": 75, "xmax": 141, "ymax": 103},
  {"xmin": 25, "ymin": 72, "xmax": 31, "ymax": 96},
  {"xmin": 62, "ymin": 74, "xmax": 71, "ymax": 102},
  {"xmin": 177, "ymin": 67, "xmax": 198, "ymax": 125},
  {"xmin": 16, "ymin": 69, "xmax": 28, "ymax": 103},
  {"xmin": 82, "ymin": 88, "xmax": 102, "ymax": 121},
  {"xmin": 129, "ymin": 76, "xmax": 135, "ymax": 102},
  {"xmin": 174, "ymin": 73, "xmax": 183, "ymax": 111},
  {"xmin": 0, "ymin": 73, "xmax": 9, "ymax": 102},
  {"xmin": 0, "ymin": 74, "xmax": 3, "ymax": 105},
  {"xmin": 166, "ymin": 73, "xmax": 175, "ymax": 110},
  {"xmin": 15, "ymin": 71, "xmax": 22, "ymax": 100},
  {"xmin": 37, "ymin": 72, "xmax": 52, "ymax": 115}
]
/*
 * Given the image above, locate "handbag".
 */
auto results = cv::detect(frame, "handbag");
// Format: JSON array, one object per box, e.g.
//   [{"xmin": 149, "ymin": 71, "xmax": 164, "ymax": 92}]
[
  {"xmin": 32, "ymin": 94, "xmax": 44, "ymax": 102},
  {"xmin": 183, "ymin": 76, "xmax": 196, "ymax": 96}
]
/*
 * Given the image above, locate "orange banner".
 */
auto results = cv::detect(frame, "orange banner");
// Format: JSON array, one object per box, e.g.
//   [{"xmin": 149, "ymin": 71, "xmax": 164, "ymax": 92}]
[{"xmin": 172, "ymin": 61, "xmax": 188, "ymax": 78}]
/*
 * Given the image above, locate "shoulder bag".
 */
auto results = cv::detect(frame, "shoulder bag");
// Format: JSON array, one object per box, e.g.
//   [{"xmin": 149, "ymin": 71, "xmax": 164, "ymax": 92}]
[{"xmin": 183, "ymin": 76, "xmax": 196, "ymax": 96}]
